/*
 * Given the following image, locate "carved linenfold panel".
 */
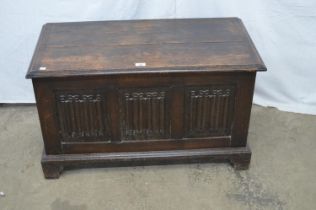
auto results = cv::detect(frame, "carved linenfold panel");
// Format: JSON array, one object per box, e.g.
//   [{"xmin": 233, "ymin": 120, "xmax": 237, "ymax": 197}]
[
  {"xmin": 185, "ymin": 85, "xmax": 235, "ymax": 137},
  {"xmin": 56, "ymin": 92, "xmax": 109, "ymax": 142},
  {"xmin": 120, "ymin": 89, "xmax": 170, "ymax": 140}
]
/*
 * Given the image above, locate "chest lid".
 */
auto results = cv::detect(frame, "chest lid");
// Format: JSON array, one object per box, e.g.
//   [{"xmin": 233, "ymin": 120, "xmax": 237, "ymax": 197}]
[{"xmin": 26, "ymin": 18, "xmax": 266, "ymax": 78}]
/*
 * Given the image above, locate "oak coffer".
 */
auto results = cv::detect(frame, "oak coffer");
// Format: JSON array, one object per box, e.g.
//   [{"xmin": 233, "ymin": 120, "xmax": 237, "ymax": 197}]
[{"xmin": 26, "ymin": 18, "xmax": 266, "ymax": 178}]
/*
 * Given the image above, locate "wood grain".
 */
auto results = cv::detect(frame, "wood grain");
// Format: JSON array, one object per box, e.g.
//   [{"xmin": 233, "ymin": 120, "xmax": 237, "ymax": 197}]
[{"xmin": 26, "ymin": 18, "xmax": 266, "ymax": 79}]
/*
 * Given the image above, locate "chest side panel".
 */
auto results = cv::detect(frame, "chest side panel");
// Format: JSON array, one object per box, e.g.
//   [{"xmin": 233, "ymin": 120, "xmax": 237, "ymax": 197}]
[
  {"xmin": 185, "ymin": 85, "xmax": 236, "ymax": 138},
  {"xmin": 55, "ymin": 91, "xmax": 110, "ymax": 142}
]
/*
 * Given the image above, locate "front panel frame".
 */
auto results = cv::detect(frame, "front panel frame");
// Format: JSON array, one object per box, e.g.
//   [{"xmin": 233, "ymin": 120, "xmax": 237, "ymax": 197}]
[{"xmin": 33, "ymin": 72, "xmax": 255, "ymax": 154}]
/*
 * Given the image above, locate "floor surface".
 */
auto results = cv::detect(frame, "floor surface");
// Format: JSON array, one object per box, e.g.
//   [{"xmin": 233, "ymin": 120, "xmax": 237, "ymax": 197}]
[{"xmin": 0, "ymin": 105, "xmax": 315, "ymax": 210}]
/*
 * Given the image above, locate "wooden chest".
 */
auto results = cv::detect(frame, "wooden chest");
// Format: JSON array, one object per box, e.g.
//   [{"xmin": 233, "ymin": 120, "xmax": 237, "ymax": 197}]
[{"xmin": 26, "ymin": 18, "xmax": 266, "ymax": 178}]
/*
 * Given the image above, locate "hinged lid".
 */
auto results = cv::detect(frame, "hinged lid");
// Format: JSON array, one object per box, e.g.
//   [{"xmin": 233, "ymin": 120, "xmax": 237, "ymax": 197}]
[{"xmin": 26, "ymin": 18, "xmax": 266, "ymax": 79}]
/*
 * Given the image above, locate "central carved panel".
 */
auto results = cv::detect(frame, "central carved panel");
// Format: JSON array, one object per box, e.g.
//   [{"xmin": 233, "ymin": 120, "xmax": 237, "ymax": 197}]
[{"xmin": 120, "ymin": 89, "xmax": 170, "ymax": 140}]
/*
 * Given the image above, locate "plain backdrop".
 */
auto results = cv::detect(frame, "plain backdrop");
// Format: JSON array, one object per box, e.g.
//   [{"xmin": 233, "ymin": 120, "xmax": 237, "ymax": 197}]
[{"xmin": 1, "ymin": 0, "xmax": 315, "ymax": 114}]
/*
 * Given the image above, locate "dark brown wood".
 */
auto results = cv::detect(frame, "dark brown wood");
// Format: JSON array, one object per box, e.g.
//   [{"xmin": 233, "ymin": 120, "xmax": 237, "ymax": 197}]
[
  {"xmin": 26, "ymin": 18, "xmax": 266, "ymax": 178},
  {"xmin": 26, "ymin": 18, "xmax": 266, "ymax": 79}
]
